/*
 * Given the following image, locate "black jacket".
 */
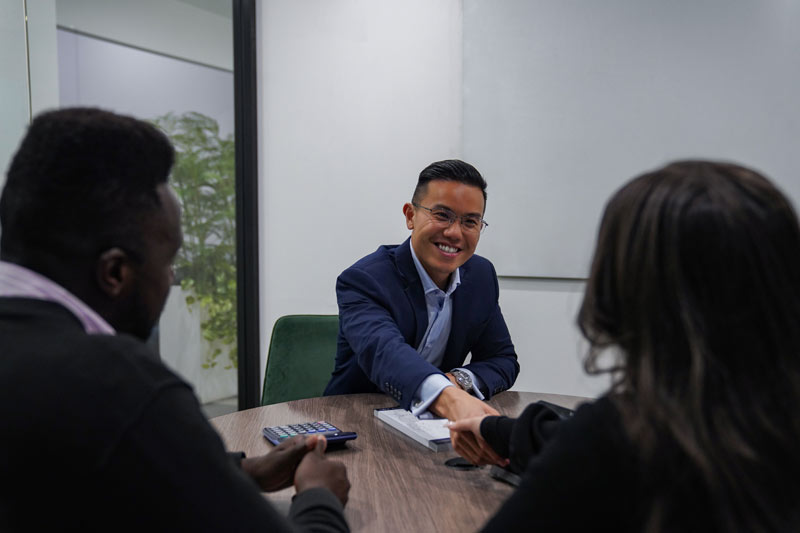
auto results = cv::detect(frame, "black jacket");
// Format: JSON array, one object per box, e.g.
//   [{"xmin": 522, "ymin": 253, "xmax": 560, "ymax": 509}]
[{"xmin": 0, "ymin": 297, "xmax": 347, "ymax": 532}]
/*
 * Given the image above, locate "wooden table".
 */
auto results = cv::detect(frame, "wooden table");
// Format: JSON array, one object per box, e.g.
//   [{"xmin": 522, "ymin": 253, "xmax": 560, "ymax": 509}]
[{"xmin": 211, "ymin": 391, "xmax": 588, "ymax": 533}]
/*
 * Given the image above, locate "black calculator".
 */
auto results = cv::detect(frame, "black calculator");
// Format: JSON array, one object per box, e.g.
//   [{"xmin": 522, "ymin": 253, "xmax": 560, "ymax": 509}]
[{"xmin": 261, "ymin": 421, "xmax": 357, "ymax": 446}]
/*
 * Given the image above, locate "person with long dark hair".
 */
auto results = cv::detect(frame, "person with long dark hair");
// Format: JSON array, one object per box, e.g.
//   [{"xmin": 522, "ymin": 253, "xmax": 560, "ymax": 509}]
[{"xmin": 449, "ymin": 160, "xmax": 800, "ymax": 532}]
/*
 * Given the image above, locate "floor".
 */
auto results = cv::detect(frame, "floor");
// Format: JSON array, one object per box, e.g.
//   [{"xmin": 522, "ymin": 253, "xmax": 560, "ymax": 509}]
[{"xmin": 201, "ymin": 395, "xmax": 239, "ymax": 418}]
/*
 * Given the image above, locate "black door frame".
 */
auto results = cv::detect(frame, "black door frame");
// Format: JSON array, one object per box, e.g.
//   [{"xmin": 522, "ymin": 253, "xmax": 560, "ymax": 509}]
[{"xmin": 233, "ymin": 0, "xmax": 260, "ymax": 410}]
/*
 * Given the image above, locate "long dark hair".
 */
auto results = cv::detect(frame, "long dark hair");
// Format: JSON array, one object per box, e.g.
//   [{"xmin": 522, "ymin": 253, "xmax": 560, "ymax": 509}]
[{"xmin": 578, "ymin": 160, "xmax": 800, "ymax": 532}]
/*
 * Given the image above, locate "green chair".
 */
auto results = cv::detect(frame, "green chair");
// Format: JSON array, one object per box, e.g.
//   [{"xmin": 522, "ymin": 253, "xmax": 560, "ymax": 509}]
[{"xmin": 261, "ymin": 314, "xmax": 339, "ymax": 406}]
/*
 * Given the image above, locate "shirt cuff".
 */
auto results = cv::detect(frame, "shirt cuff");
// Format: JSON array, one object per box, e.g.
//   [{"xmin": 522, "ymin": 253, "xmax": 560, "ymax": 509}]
[
  {"xmin": 453, "ymin": 367, "xmax": 485, "ymax": 400},
  {"xmin": 410, "ymin": 374, "xmax": 454, "ymax": 417}
]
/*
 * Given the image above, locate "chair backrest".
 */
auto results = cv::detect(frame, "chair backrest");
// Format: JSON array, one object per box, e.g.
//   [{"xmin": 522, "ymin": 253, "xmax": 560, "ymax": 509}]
[{"xmin": 261, "ymin": 314, "xmax": 339, "ymax": 406}]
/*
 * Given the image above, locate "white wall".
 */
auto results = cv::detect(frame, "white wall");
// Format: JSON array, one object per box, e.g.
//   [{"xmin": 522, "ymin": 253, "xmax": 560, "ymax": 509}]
[
  {"xmin": 464, "ymin": 0, "xmax": 800, "ymax": 279},
  {"xmin": 499, "ymin": 279, "xmax": 608, "ymax": 397},
  {"xmin": 257, "ymin": 0, "xmax": 609, "ymax": 399}
]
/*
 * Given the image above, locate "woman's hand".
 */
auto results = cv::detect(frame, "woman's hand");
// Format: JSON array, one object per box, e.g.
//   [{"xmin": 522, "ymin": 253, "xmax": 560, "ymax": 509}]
[{"xmin": 447, "ymin": 416, "xmax": 509, "ymax": 467}]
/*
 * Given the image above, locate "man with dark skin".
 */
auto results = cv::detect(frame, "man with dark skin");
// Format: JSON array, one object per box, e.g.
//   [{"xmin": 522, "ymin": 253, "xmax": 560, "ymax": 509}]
[{"xmin": 0, "ymin": 108, "xmax": 350, "ymax": 531}]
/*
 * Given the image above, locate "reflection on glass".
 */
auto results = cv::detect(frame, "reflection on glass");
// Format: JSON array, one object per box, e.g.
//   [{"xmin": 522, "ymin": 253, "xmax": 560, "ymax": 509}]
[
  {"xmin": 54, "ymin": 7, "xmax": 237, "ymax": 416},
  {"xmin": 153, "ymin": 112, "xmax": 238, "ymax": 372},
  {"xmin": 0, "ymin": 1, "xmax": 30, "ymax": 192}
]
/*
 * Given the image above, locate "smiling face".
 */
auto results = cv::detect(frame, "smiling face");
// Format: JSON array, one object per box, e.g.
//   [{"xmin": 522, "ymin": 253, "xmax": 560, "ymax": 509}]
[{"xmin": 403, "ymin": 180, "xmax": 485, "ymax": 289}]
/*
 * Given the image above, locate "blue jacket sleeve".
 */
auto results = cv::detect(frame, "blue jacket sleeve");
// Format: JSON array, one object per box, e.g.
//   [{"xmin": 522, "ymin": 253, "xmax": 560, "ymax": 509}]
[{"xmin": 336, "ymin": 266, "xmax": 443, "ymax": 410}]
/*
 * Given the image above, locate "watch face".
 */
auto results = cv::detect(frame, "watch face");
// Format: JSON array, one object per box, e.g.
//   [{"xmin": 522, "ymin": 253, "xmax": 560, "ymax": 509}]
[{"xmin": 455, "ymin": 371, "xmax": 472, "ymax": 390}]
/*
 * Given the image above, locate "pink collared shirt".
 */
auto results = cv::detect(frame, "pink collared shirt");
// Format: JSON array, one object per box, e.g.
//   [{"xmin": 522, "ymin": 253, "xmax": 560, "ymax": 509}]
[{"xmin": 0, "ymin": 260, "xmax": 115, "ymax": 335}]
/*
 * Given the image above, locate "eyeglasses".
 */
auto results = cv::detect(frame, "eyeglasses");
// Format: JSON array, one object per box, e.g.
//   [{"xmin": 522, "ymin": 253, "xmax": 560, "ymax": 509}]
[{"xmin": 412, "ymin": 202, "xmax": 488, "ymax": 233}]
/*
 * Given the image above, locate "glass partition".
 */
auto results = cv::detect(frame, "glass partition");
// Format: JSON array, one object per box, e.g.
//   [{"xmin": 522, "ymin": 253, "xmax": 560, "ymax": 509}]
[
  {"xmin": 3, "ymin": 0, "xmax": 247, "ymax": 416},
  {"xmin": 0, "ymin": 1, "xmax": 29, "ymax": 194}
]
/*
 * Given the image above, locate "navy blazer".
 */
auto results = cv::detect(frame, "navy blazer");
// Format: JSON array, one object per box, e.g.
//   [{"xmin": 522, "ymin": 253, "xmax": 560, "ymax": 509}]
[{"xmin": 324, "ymin": 238, "xmax": 519, "ymax": 410}]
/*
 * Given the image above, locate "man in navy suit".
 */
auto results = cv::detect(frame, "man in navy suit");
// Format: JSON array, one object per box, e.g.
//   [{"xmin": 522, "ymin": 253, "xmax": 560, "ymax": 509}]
[{"xmin": 324, "ymin": 160, "xmax": 519, "ymax": 432}]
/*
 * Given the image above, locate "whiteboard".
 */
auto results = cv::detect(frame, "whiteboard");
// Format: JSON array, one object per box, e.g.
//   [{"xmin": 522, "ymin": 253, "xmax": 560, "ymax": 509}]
[{"xmin": 463, "ymin": 0, "xmax": 800, "ymax": 278}]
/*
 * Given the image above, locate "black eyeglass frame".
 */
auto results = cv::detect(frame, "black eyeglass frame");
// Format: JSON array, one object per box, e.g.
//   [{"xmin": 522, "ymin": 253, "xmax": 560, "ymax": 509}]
[{"xmin": 411, "ymin": 202, "xmax": 489, "ymax": 233}]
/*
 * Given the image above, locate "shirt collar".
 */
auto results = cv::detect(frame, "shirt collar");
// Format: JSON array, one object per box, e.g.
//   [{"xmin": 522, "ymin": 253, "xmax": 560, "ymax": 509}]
[
  {"xmin": 409, "ymin": 242, "xmax": 461, "ymax": 297},
  {"xmin": 0, "ymin": 260, "xmax": 116, "ymax": 335}
]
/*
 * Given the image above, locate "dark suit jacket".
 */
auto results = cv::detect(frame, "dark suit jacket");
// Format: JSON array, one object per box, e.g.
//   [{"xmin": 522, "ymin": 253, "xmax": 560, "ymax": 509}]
[
  {"xmin": 324, "ymin": 238, "xmax": 519, "ymax": 409},
  {"xmin": 0, "ymin": 297, "xmax": 347, "ymax": 532}
]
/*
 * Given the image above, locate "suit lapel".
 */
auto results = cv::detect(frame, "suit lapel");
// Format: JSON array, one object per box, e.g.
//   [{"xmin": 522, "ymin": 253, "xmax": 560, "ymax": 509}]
[{"xmin": 395, "ymin": 239, "xmax": 428, "ymax": 348}]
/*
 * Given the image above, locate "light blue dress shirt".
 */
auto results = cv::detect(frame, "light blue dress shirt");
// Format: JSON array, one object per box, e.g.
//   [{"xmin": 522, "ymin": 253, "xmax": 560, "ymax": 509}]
[{"xmin": 408, "ymin": 244, "xmax": 484, "ymax": 417}]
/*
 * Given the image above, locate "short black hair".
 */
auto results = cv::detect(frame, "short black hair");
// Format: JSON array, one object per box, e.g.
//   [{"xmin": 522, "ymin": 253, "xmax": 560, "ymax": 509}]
[
  {"xmin": 412, "ymin": 159, "xmax": 487, "ymax": 207},
  {"xmin": 1, "ymin": 107, "xmax": 174, "ymax": 265}
]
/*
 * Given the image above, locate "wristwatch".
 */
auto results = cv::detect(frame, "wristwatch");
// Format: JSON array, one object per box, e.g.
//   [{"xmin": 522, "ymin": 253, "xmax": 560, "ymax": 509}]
[{"xmin": 450, "ymin": 369, "xmax": 475, "ymax": 395}]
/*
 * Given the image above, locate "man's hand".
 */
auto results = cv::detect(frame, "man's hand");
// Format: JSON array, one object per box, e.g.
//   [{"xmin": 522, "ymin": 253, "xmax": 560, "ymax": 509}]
[
  {"xmin": 431, "ymin": 387, "xmax": 504, "ymax": 465},
  {"xmin": 240, "ymin": 434, "xmax": 320, "ymax": 492},
  {"xmin": 447, "ymin": 416, "xmax": 509, "ymax": 467},
  {"xmin": 431, "ymin": 385, "xmax": 499, "ymax": 421},
  {"xmin": 295, "ymin": 436, "xmax": 351, "ymax": 506}
]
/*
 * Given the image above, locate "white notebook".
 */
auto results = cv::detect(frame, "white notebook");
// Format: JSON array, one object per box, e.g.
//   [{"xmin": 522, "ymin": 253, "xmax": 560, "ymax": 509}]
[{"xmin": 374, "ymin": 407, "xmax": 451, "ymax": 451}]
